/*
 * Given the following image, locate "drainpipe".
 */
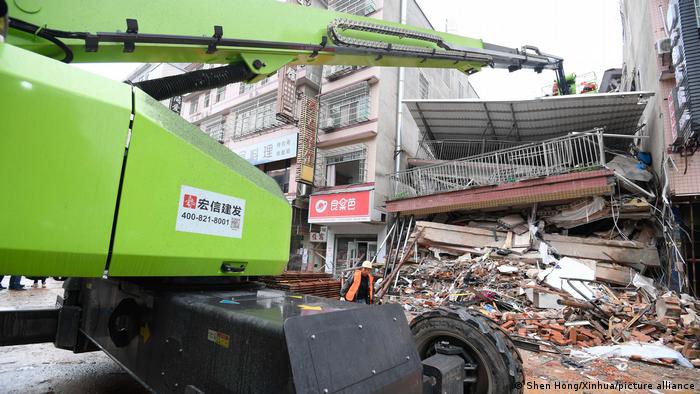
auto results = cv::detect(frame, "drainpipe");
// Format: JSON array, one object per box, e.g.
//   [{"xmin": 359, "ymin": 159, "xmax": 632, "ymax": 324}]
[{"xmin": 394, "ymin": 0, "xmax": 407, "ymax": 174}]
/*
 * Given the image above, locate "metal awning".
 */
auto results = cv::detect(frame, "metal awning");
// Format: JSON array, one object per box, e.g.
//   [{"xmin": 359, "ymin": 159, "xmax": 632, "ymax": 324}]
[{"xmin": 405, "ymin": 92, "xmax": 653, "ymax": 149}]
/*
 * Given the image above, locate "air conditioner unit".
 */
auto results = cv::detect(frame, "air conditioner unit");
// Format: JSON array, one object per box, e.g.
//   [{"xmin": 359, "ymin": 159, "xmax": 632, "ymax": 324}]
[
  {"xmin": 656, "ymin": 38, "xmax": 672, "ymax": 55},
  {"xmin": 322, "ymin": 118, "xmax": 336, "ymax": 129}
]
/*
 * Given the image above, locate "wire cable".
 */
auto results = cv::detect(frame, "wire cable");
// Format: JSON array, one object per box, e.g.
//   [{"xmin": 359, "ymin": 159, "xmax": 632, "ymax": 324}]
[{"xmin": 8, "ymin": 18, "xmax": 79, "ymax": 63}]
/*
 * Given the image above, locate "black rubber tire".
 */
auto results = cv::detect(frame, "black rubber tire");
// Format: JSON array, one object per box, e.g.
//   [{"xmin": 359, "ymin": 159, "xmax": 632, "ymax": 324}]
[{"xmin": 410, "ymin": 308, "xmax": 524, "ymax": 394}]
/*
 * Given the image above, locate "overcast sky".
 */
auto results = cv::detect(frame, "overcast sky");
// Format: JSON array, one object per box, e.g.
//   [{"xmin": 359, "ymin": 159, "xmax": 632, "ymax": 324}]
[
  {"xmin": 73, "ymin": 0, "xmax": 623, "ymax": 100},
  {"xmin": 416, "ymin": 0, "xmax": 624, "ymax": 99}
]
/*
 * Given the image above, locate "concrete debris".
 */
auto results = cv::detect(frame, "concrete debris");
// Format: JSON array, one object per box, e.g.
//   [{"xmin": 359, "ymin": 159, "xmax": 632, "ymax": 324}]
[
  {"xmin": 537, "ymin": 257, "xmax": 595, "ymax": 300},
  {"xmin": 571, "ymin": 343, "xmax": 693, "ymax": 368},
  {"xmin": 382, "ymin": 215, "xmax": 700, "ymax": 368}
]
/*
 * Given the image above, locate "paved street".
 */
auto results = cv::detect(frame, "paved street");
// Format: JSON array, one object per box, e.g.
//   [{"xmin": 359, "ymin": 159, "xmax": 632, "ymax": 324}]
[{"xmin": 0, "ymin": 278, "xmax": 147, "ymax": 394}]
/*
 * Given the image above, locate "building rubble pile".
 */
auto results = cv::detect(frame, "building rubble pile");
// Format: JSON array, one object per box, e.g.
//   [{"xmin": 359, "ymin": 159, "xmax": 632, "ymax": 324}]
[
  {"xmin": 262, "ymin": 271, "xmax": 341, "ymax": 298},
  {"xmin": 381, "ymin": 206, "xmax": 700, "ymax": 368}
]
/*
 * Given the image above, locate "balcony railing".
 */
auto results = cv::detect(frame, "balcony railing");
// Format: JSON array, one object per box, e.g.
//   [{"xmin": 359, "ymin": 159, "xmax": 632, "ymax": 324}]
[
  {"xmin": 418, "ymin": 139, "xmax": 527, "ymax": 161},
  {"xmin": 390, "ymin": 130, "xmax": 606, "ymax": 200}
]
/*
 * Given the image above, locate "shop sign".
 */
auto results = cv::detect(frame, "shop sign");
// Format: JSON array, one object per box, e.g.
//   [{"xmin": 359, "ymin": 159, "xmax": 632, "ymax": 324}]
[
  {"xmin": 308, "ymin": 190, "xmax": 372, "ymax": 223},
  {"xmin": 232, "ymin": 133, "xmax": 297, "ymax": 165},
  {"xmin": 310, "ymin": 232, "xmax": 327, "ymax": 242},
  {"xmin": 296, "ymin": 97, "xmax": 318, "ymax": 185}
]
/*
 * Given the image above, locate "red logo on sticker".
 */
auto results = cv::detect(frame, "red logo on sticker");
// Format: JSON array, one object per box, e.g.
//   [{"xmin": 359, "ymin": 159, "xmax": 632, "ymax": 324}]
[{"xmin": 183, "ymin": 194, "xmax": 197, "ymax": 209}]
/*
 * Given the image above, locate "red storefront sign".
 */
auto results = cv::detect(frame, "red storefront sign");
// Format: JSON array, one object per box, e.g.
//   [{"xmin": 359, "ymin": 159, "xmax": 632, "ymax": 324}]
[{"xmin": 308, "ymin": 190, "xmax": 372, "ymax": 223}]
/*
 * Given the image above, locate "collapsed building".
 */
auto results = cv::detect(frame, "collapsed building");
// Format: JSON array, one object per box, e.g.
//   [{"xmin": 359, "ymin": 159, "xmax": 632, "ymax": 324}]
[
  {"xmin": 373, "ymin": 92, "xmax": 700, "ymax": 367},
  {"xmin": 384, "ymin": 93, "xmax": 661, "ymax": 281}
]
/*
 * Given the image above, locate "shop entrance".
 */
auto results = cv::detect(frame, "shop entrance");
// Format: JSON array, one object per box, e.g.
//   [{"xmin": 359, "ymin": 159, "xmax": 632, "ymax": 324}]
[{"xmin": 334, "ymin": 237, "xmax": 377, "ymax": 275}]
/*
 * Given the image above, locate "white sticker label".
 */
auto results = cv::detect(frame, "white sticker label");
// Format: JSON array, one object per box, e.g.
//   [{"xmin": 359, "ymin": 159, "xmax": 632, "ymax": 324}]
[{"xmin": 176, "ymin": 185, "xmax": 246, "ymax": 238}]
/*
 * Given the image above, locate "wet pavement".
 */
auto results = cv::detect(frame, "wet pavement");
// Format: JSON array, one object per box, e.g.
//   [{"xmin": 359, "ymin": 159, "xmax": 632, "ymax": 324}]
[{"xmin": 0, "ymin": 277, "xmax": 147, "ymax": 394}]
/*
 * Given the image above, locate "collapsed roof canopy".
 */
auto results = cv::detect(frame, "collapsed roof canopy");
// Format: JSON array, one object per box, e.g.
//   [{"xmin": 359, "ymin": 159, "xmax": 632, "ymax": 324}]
[{"xmin": 405, "ymin": 92, "xmax": 653, "ymax": 149}]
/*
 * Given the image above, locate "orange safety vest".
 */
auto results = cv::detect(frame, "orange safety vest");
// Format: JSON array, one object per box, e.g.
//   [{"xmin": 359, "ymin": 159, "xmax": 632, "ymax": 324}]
[{"xmin": 345, "ymin": 269, "xmax": 373, "ymax": 303}]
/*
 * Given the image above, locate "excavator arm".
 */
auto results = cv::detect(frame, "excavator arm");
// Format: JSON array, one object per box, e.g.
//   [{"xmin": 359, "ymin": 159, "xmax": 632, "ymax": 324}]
[
  {"xmin": 0, "ymin": 0, "xmax": 569, "ymax": 279},
  {"xmin": 3, "ymin": 0, "xmax": 569, "ymax": 97}
]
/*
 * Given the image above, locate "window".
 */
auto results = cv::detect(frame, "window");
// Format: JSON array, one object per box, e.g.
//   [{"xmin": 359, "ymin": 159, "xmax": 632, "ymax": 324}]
[
  {"xmin": 458, "ymin": 82, "xmax": 465, "ymax": 99},
  {"xmin": 239, "ymin": 77, "xmax": 270, "ymax": 94},
  {"xmin": 326, "ymin": 0, "xmax": 376, "ymax": 16},
  {"xmin": 189, "ymin": 98, "xmax": 199, "ymax": 115},
  {"xmin": 319, "ymin": 82, "xmax": 370, "ymax": 130},
  {"xmin": 419, "ymin": 73, "xmax": 429, "ymax": 99},
  {"xmin": 325, "ymin": 150, "xmax": 365, "ymax": 186},
  {"xmin": 203, "ymin": 92, "xmax": 210, "ymax": 107},
  {"xmin": 266, "ymin": 168, "xmax": 290, "ymax": 193},
  {"xmin": 204, "ymin": 122, "xmax": 224, "ymax": 141},
  {"xmin": 230, "ymin": 93, "xmax": 283, "ymax": 138},
  {"xmin": 216, "ymin": 86, "xmax": 226, "ymax": 102}
]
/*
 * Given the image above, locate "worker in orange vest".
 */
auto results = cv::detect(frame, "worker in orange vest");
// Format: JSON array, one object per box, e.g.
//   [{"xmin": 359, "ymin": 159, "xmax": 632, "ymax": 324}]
[{"xmin": 340, "ymin": 261, "xmax": 374, "ymax": 304}]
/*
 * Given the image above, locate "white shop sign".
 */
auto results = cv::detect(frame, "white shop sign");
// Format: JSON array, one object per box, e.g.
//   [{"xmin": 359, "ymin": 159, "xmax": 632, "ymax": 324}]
[{"xmin": 233, "ymin": 133, "xmax": 298, "ymax": 165}]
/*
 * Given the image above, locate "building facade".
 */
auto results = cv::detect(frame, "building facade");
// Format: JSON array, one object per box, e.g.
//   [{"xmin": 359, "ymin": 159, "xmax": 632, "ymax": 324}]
[
  {"xmin": 127, "ymin": 0, "xmax": 477, "ymax": 276},
  {"xmin": 620, "ymin": 0, "xmax": 700, "ymax": 293}
]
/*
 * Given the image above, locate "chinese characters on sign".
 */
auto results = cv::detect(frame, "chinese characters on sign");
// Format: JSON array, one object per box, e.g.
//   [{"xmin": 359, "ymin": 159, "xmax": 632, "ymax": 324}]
[
  {"xmin": 276, "ymin": 65, "xmax": 297, "ymax": 123},
  {"xmin": 233, "ymin": 133, "xmax": 298, "ymax": 165},
  {"xmin": 296, "ymin": 97, "xmax": 319, "ymax": 185},
  {"xmin": 308, "ymin": 190, "xmax": 372, "ymax": 223},
  {"xmin": 310, "ymin": 227, "xmax": 327, "ymax": 242},
  {"xmin": 176, "ymin": 186, "xmax": 246, "ymax": 238}
]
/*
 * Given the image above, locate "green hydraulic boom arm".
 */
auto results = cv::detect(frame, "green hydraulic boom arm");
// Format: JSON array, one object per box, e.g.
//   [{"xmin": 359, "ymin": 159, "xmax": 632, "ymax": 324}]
[
  {"xmin": 0, "ymin": 0, "xmax": 568, "ymax": 279},
  {"xmin": 3, "ymin": 0, "xmax": 568, "ymax": 96}
]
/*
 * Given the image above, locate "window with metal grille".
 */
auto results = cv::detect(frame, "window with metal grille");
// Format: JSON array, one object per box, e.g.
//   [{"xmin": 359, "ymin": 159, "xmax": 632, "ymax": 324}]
[
  {"xmin": 419, "ymin": 73, "xmax": 429, "ymax": 99},
  {"xmin": 323, "ymin": 65, "xmax": 364, "ymax": 81},
  {"xmin": 314, "ymin": 144, "xmax": 367, "ymax": 186},
  {"xmin": 204, "ymin": 122, "xmax": 225, "ymax": 142},
  {"xmin": 203, "ymin": 92, "xmax": 210, "ymax": 107},
  {"xmin": 319, "ymin": 82, "xmax": 370, "ymax": 130},
  {"xmin": 216, "ymin": 86, "xmax": 226, "ymax": 102},
  {"xmin": 326, "ymin": 0, "xmax": 376, "ymax": 16},
  {"xmin": 189, "ymin": 98, "xmax": 199, "ymax": 115},
  {"xmin": 325, "ymin": 149, "xmax": 366, "ymax": 186},
  {"xmin": 229, "ymin": 93, "xmax": 284, "ymax": 138},
  {"xmin": 239, "ymin": 77, "xmax": 270, "ymax": 94}
]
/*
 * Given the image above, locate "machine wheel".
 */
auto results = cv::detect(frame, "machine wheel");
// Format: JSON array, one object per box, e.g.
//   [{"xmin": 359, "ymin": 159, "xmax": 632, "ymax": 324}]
[{"xmin": 410, "ymin": 308, "xmax": 524, "ymax": 394}]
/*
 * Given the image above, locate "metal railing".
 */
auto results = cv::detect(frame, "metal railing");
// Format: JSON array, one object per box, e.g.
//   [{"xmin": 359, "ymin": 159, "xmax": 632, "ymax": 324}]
[
  {"xmin": 391, "ymin": 130, "xmax": 606, "ymax": 200},
  {"xmin": 418, "ymin": 139, "xmax": 527, "ymax": 161}
]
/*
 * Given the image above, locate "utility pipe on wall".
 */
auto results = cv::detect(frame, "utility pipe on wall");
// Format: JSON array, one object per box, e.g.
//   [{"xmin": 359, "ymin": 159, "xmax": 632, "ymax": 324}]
[{"xmin": 394, "ymin": 0, "xmax": 407, "ymax": 173}]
